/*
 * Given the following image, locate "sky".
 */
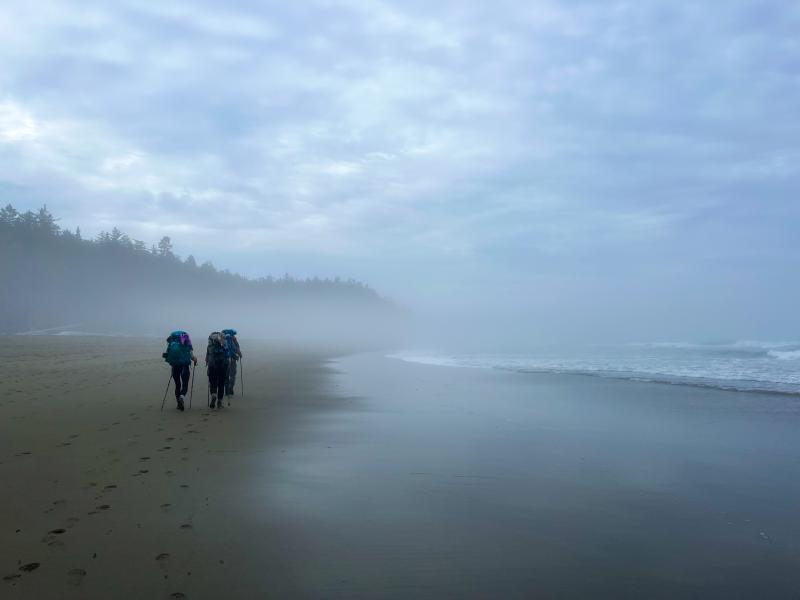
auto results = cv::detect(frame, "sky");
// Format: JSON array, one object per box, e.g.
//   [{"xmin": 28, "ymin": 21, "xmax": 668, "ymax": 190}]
[{"xmin": 1, "ymin": 0, "xmax": 798, "ymax": 344}]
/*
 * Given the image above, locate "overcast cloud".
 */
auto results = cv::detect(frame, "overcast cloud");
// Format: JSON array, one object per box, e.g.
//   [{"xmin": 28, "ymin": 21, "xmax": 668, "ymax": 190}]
[{"xmin": 1, "ymin": 0, "xmax": 798, "ymax": 343}]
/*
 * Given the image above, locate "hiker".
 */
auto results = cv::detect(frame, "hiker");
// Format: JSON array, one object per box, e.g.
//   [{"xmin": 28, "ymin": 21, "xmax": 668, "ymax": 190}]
[
  {"xmin": 206, "ymin": 331, "xmax": 228, "ymax": 409},
  {"xmin": 222, "ymin": 328, "xmax": 242, "ymax": 397},
  {"xmin": 163, "ymin": 330, "xmax": 198, "ymax": 411}
]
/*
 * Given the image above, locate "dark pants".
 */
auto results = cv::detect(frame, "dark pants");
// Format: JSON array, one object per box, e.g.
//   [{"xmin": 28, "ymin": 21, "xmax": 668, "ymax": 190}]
[
  {"xmin": 171, "ymin": 364, "xmax": 190, "ymax": 399},
  {"xmin": 208, "ymin": 363, "xmax": 228, "ymax": 400},
  {"xmin": 226, "ymin": 358, "xmax": 237, "ymax": 395}
]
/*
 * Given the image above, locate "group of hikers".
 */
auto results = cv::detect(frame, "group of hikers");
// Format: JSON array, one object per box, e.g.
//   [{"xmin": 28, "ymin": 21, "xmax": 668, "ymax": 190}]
[{"xmin": 162, "ymin": 329, "xmax": 242, "ymax": 411}]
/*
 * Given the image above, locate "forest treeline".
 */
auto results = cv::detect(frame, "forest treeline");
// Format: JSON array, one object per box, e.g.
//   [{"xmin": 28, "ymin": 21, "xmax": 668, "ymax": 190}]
[{"xmin": 0, "ymin": 204, "xmax": 398, "ymax": 342}]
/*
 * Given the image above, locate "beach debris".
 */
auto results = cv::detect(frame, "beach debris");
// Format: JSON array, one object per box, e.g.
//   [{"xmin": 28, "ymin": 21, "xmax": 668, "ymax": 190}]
[
  {"xmin": 67, "ymin": 568, "xmax": 87, "ymax": 585},
  {"xmin": 760, "ymin": 531, "xmax": 770, "ymax": 541}
]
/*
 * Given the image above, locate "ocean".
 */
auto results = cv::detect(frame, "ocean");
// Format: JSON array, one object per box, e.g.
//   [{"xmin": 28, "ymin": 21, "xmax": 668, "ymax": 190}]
[{"xmin": 390, "ymin": 341, "xmax": 800, "ymax": 395}]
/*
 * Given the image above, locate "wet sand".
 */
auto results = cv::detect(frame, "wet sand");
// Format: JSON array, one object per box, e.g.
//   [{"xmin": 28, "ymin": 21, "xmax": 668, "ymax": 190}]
[
  {"xmin": 2, "ymin": 340, "xmax": 800, "ymax": 598},
  {"xmin": 271, "ymin": 354, "xmax": 800, "ymax": 599}
]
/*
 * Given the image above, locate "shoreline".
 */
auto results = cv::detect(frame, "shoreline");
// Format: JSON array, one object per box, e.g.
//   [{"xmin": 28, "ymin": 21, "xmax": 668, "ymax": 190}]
[{"xmin": 388, "ymin": 352, "xmax": 800, "ymax": 397}]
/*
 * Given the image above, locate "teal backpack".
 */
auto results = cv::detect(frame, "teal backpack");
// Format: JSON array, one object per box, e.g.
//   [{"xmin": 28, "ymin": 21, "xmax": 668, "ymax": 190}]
[{"xmin": 164, "ymin": 331, "xmax": 192, "ymax": 366}]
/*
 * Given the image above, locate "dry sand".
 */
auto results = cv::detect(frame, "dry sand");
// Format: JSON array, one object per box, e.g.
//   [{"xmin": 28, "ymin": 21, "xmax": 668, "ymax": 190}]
[{"xmin": 0, "ymin": 336, "xmax": 336, "ymax": 599}]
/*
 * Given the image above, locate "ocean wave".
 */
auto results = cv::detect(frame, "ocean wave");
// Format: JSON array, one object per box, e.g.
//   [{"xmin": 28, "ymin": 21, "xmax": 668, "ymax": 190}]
[
  {"xmin": 388, "ymin": 348, "xmax": 800, "ymax": 396},
  {"xmin": 769, "ymin": 350, "xmax": 800, "ymax": 360},
  {"xmin": 632, "ymin": 340, "xmax": 800, "ymax": 351}
]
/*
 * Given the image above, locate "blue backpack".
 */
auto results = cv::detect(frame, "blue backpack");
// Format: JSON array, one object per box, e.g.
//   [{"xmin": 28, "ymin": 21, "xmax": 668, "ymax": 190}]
[
  {"xmin": 222, "ymin": 328, "xmax": 237, "ymax": 358},
  {"xmin": 164, "ymin": 330, "xmax": 192, "ymax": 366}
]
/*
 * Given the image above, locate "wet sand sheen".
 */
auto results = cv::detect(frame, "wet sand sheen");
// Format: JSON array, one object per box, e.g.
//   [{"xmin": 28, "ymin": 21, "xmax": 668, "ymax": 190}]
[
  {"xmin": 2, "ymin": 338, "xmax": 800, "ymax": 598},
  {"xmin": 267, "ymin": 354, "xmax": 800, "ymax": 598}
]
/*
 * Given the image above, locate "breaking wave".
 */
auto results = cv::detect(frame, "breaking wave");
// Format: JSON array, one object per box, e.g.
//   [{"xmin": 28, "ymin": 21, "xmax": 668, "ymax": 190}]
[{"xmin": 389, "ymin": 342, "xmax": 800, "ymax": 395}]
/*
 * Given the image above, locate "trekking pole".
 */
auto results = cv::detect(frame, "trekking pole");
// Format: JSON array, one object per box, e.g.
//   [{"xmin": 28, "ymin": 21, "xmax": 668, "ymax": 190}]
[
  {"xmin": 189, "ymin": 363, "xmax": 196, "ymax": 410},
  {"xmin": 160, "ymin": 373, "xmax": 172, "ymax": 412}
]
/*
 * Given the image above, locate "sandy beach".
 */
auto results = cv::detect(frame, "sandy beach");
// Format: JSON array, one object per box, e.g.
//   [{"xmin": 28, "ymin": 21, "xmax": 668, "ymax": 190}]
[
  {"xmin": 2, "ymin": 338, "xmax": 800, "ymax": 599},
  {"xmin": 0, "ymin": 336, "xmax": 337, "ymax": 599}
]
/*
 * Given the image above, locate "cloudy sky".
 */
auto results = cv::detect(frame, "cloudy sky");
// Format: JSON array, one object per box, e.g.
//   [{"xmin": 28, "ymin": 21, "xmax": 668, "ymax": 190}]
[{"xmin": 1, "ymin": 1, "xmax": 798, "ymax": 342}]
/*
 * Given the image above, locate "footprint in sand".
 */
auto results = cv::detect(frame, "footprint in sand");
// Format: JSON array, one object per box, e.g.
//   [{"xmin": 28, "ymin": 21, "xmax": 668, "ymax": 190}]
[
  {"xmin": 166, "ymin": 437, "xmax": 175, "ymax": 442},
  {"xmin": 156, "ymin": 553, "xmax": 170, "ymax": 562},
  {"xmin": 97, "ymin": 505, "xmax": 111, "ymax": 511},
  {"xmin": 48, "ymin": 529, "xmax": 66, "ymax": 535},
  {"xmin": 169, "ymin": 593, "xmax": 187, "ymax": 599},
  {"xmin": 69, "ymin": 434, "xmax": 79, "ymax": 439},
  {"xmin": 180, "ymin": 484, "xmax": 189, "ymax": 489},
  {"xmin": 179, "ymin": 524, "xmax": 192, "ymax": 530},
  {"xmin": 3, "ymin": 573, "xmax": 21, "ymax": 582},
  {"xmin": 140, "ymin": 457, "xmax": 151, "ymax": 461},
  {"xmin": 160, "ymin": 503, "xmax": 171, "ymax": 511},
  {"xmin": 19, "ymin": 563, "xmax": 40, "ymax": 572},
  {"xmin": 67, "ymin": 568, "xmax": 87, "ymax": 586},
  {"xmin": 104, "ymin": 484, "xmax": 118, "ymax": 490}
]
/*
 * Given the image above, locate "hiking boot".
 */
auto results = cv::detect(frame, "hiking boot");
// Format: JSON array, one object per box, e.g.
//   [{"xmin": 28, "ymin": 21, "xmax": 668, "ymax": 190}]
[
  {"xmin": 177, "ymin": 398, "xmax": 185, "ymax": 411},
  {"xmin": 210, "ymin": 394, "xmax": 217, "ymax": 408}
]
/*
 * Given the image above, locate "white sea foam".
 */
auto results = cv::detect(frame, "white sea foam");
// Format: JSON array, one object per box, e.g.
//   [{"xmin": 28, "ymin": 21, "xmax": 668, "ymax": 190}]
[
  {"xmin": 389, "ymin": 344, "xmax": 800, "ymax": 395},
  {"xmin": 769, "ymin": 350, "xmax": 800, "ymax": 361}
]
